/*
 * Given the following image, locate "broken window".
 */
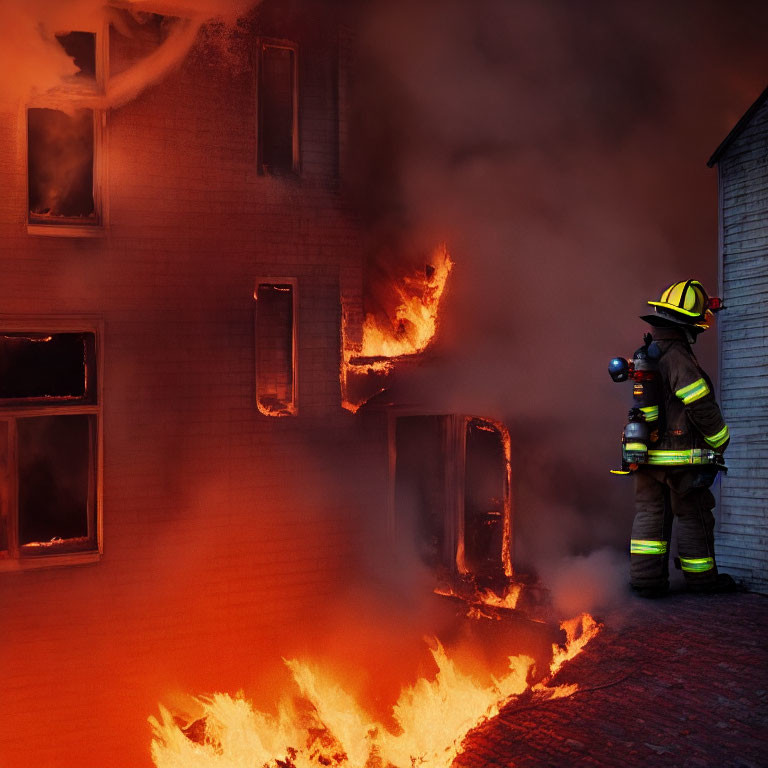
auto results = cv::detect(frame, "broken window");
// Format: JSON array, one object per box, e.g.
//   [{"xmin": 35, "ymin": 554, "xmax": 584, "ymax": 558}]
[
  {"xmin": 257, "ymin": 39, "xmax": 299, "ymax": 174},
  {"xmin": 0, "ymin": 333, "xmax": 96, "ymax": 402},
  {"xmin": 28, "ymin": 108, "xmax": 96, "ymax": 223},
  {"xmin": 55, "ymin": 31, "xmax": 97, "ymax": 82},
  {"xmin": 392, "ymin": 415, "xmax": 512, "ymax": 585},
  {"xmin": 255, "ymin": 281, "xmax": 297, "ymax": 416},
  {"xmin": 0, "ymin": 327, "xmax": 101, "ymax": 568},
  {"xmin": 17, "ymin": 415, "xmax": 96, "ymax": 552},
  {"xmin": 394, "ymin": 415, "xmax": 453, "ymax": 570},
  {"xmin": 27, "ymin": 28, "xmax": 104, "ymax": 232},
  {"xmin": 463, "ymin": 419, "xmax": 507, "ymax": 580},
  {"xmin": 0, "ymin": 421, "xmax": 8, "ymax": 555}
]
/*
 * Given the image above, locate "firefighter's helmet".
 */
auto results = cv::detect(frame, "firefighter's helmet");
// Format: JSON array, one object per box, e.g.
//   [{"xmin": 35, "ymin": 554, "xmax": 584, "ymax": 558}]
[{"xmin": 643, "ymin": 280, "xmax": 723, "ymax": 329}]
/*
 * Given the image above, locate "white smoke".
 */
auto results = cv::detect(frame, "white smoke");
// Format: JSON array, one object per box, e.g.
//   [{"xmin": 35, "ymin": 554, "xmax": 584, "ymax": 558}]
[
  {"xmin": 0, "ymin": 0, "xmax": 255, "ymax": 107},
  {"xmin": 541, "ymin": 547, "xmax": 628, "ymax": 616}
]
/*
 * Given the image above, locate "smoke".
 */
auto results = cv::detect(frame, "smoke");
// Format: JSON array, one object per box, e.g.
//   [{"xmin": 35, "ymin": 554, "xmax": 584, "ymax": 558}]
[
  {"xmin": 540, "ymin": 547, "xmax": 627, "ymax": 617},
  {"xmin": 0, "ymin": 0, "xmax": 255, "ymax": 107},
  {"xmin": 350, "ymin": 0, "xmax": 768, "ymax": 567}
]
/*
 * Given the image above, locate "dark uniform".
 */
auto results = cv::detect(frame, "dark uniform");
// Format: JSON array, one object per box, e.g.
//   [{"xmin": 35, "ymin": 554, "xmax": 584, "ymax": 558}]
[{"xmin": 630, "ymin": 324, "xmax": 730, "ymax": 593}]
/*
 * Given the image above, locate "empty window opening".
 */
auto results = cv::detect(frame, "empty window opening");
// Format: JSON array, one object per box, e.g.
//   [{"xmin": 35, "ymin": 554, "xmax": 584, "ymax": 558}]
[
  {"xmin": 0, "ymin": 422, "xmax": 8, "ymax": 555},
  {"xmin": 464, "ymin": 419, "xmax": 507, "ymax": 581},
  {"xmin": 258, "ymin": 39, "xmax": 298, "ymax": 174},
  {"xmin": 27, "ymin": 26, "xmax": 104, "ymax": 232},
  {"xmin": 55, "ymin": 31, "xmax": 96, "ymax": 81},
  {"xmin": 394, "ymin": 415, "xmax": 451, "ymax": 570},
  {"xmin": 18, "ymin": 414, "xmax": 96, "ymax": 553},
  {"xmin": 0, "ymin": 333, "xmax": 95, "ymax": 402},
  {"xmin": 28, "ymin": 107, "xmax": 96, "ymax": 223},
  {"xmin": 393, "ymin": 415, "xmax": 512, "ymax": 585},
  {"xmin": 255, "ymin": 282, "xmax": 297, "ymax": 416},
  {"xmin": 0, "ymin": 325, "xmax": 101, "ymax": 567}
]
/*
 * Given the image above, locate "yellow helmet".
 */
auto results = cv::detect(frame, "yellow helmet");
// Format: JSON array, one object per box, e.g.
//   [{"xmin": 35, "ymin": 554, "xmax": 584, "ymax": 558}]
[{"xmin": 646, "ymin": 280, "xmax": 714, "ymax": 329}]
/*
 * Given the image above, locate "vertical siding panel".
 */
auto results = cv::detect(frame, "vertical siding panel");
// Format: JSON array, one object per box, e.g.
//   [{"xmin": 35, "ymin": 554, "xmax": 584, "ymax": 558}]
[{"xmin": 715, "ymin": 94, "xmax": 768, "ymax": 593}]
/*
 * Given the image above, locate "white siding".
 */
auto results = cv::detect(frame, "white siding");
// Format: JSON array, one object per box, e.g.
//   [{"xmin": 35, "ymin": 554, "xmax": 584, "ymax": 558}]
[{"xmin": 716, "ymin": 97, "xmax": 768, "ymax": 593}]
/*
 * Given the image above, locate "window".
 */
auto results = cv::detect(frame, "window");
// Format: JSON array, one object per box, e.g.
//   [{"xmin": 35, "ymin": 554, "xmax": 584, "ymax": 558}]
[
  {"xmin": 463, "ymin": 418, "xmax": 508, "ymax": 579},
  {"xmin": 0, "ymin": 325, "xmax": 102, "ymax": 570},
  {"xmin": 392, "ymin": 414, "xmax": 512, "ymax": 584},
  {"xmin": 27, "ymin": 27, "xmax": 106, "ymax": 235},
  {"xmin": 254, "ymin": 280, "xmax": 297, "ymax": 416},
  {"xmin": 256, "ymin": 38, "xmax": 299, "ymax": 174}
]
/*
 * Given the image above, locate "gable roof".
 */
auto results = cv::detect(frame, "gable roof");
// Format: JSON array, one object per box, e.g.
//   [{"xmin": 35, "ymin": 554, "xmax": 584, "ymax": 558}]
[{"xmin": 707, "ymin": 85, "xmax": 768, "ymax": 167}]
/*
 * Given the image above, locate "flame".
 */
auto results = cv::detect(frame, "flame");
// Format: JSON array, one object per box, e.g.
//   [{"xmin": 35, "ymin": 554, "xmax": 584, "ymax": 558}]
[
  {"xmin": 150, "ymin": 614, "xmax": 601, "ymax": 768},
  {"xmin": 360, "ymin": 244, "xmax": 453, "ymax": 360},
  {"xmin": 463, "ymin": 418, "xmax": 513, "ymax": 580},
  {"xmin": 532, "ymin": 613, "xmax": 602, "ymax": 699},
  {"xmin": 435, "ymin": 582, "xmax": 522, "ymax": 618},
  {"xmin": 464, "ymin": 585, "xmax": 521, "ymax": 622},
  {"xmin": 547, "ymin": 613, "xmax": 601, "ymax": 678},
  {"xmin": 340, "ymin": 244, "xmax": 453, "ymax": 412},
  {"xmin": 478, "ymin": 583, "xmax": 522, "ymax": 610},
  {"xmin": 22, "ymin": 535, "xmax": 89, "ymax": 548}
]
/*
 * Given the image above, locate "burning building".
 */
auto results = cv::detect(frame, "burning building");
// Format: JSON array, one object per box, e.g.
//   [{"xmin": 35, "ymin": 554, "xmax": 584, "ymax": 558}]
[{"xmin": 0, "ymin": 3, "xmax": 538, "ymax": 766}]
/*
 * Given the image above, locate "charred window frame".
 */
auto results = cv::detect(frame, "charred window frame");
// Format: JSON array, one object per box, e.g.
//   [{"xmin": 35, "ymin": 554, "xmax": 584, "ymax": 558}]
[
  {"xmin": 254, "ymin": 278, "xmax": 298, "ymax": 416},
  {"xmin": 26, "ymin": 24, "xmax": 108, "ymax": 236},
  {"xmin": 389, "ymin": 414, "xmax": 513, "ymax": 584},
  {"xmin": 0, "ymin": 320, "xmax": 103, "ymax": 571},
  {"xmin": 255, "ymin": 38, "xmax": 300, "ymax": 175}
]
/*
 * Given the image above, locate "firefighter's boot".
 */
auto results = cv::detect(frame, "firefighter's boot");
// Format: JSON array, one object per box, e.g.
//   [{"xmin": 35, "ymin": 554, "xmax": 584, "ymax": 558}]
[{"xmin": 687, "ymin": 573, "xmax": 744, "ymax": 594}]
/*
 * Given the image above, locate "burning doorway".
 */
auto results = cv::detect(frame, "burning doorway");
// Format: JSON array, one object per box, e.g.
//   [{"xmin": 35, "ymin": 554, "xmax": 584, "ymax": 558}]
[{"xmin": 391, "ymin": 414, "xmax": 513, "ymax": 587}]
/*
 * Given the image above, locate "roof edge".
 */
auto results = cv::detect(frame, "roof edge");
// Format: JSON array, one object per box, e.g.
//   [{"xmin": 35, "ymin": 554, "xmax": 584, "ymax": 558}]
[{"xmin": 707, "ymin": 84, "xmax": 768, "ymax": 167}]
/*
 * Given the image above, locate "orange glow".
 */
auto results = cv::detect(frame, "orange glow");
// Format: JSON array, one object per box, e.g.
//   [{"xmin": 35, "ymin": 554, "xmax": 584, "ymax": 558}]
[
  {"xmin": 150, "ymin": 614, "xmax": 600, "ymax": 768},
  {"xmin": 465, "ymin": 584, "xmax": 522, "ymax": 622},
  {"xmin": 476, "ymin": 417, "xmax": 514, "ymax": 579},
  {"xmin": 547, "ymin": 613, "xmax": 601, "ymax": 677},
  {"xmin": 360, "ymin": 244, "xmax": 453, "ymax": 359},
  {"xmin": 341, "ymin": 244, "xmax": 453, "ymax": 412},
  {"xmin": 434, "ymin": 582, "xmax": 522, "ymax": 617},
  {"xmin": 532, "ymin": 613, "xmax": 602, "ymax": 699},
  {"xmin": 21, "ymin": 535, "xmax": 89, "ymax": 548},
  {"xmin": 478, "ymin": 583, "xmax": 522, "ymax": 610}
]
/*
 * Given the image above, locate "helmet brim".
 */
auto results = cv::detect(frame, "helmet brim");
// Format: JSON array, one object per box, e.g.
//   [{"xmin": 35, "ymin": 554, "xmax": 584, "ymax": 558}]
[{"xmin": 640, "ymin": 313, "xmax": 709, "ymax": 331}]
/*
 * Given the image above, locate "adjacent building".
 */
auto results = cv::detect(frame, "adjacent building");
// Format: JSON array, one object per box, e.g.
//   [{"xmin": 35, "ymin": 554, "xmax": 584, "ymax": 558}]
[{"xmin": 708, "ymin": 85, "xmax": 768, "ymax": 593}]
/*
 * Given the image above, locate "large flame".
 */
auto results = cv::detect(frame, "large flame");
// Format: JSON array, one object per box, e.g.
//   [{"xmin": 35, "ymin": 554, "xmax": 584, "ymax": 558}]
[
  {"xmin": 360, "ymin": 244, "xmax": 453, "ymax": 360},
  {"xmin": 149, "ymin": 614, "xmax": 601, "ymax": 768},
  {"xmin": 340, "ymin": 244, "xmax": 453, "ymax": 412}
]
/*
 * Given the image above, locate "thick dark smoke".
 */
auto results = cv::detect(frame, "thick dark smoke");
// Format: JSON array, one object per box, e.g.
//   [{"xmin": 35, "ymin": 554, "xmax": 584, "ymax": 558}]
[{"xmin": 349, "ymin": 0, "xmax": 768, "ymax": 588}]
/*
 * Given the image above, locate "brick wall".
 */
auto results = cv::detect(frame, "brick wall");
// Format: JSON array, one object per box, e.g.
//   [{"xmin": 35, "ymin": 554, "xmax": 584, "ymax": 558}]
[{"xmin": 0, "ymin": 8, "xmax": 389, "ymax": 767}]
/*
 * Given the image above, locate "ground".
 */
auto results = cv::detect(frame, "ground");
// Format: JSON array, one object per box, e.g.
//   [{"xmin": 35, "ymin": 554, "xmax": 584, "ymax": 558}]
[{"xmin": 456, "ymin": 592, "xmax": 768, "ymax": 768}]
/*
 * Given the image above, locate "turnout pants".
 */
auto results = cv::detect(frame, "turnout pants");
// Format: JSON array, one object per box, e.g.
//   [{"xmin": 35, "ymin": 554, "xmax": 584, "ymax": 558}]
[{"xmin": 630, "ymin": 467, "xmax": 718, "ymax": 590}]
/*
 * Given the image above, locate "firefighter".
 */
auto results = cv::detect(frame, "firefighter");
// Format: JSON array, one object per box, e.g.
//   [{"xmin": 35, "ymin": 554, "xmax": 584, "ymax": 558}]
[{"xmin": 629, "ymin": 280, "xmax": 738, "ymax": 597}]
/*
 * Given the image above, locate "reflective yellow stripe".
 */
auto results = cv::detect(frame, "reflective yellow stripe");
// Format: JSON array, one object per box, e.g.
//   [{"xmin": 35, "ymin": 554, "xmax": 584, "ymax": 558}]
[
  {"xmin": 640, "ymin": 405, "xmax": 659, "ymax": 422},
  {"xmin": 705, "ymin": 424, "xmax": 730, "ymax": 449},
  {"xmin": 680, "ymin": 556, "xmax": 715, "ymax": 573},
  {"xmin": 675, "ymin": 378, "xmax": 710, "ymax": 405},
  {"xmin": 625, "ymin": 442, "xmax": 647, "ymax": 451},
  {"xmin": 646, "ymin": 449, "xmax": 714, "ymax": 466},
  {"xmin": 631, "ymin": 539, "xmax": 668, "ymax": 555}
]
